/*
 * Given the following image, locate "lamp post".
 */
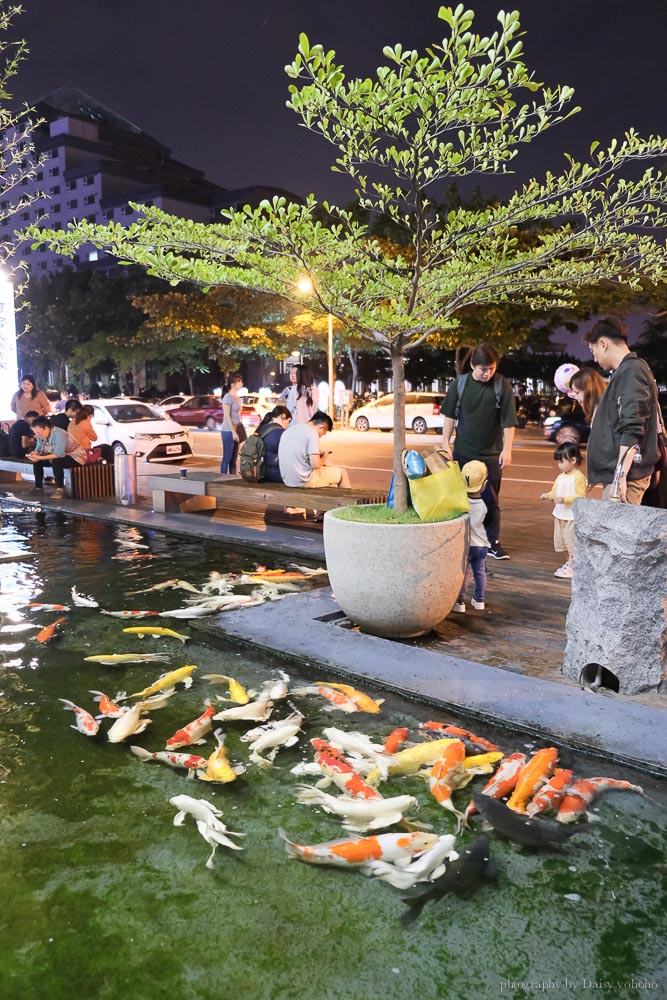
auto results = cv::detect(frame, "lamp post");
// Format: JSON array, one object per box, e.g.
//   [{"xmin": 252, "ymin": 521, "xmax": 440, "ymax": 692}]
[
  {"xmin": 0, "ymin": 271, "xmax": 18, "ymax": 421},
  {"xmin": 296, "ymin": 275, "xmax": 335, "ymax": 421}
]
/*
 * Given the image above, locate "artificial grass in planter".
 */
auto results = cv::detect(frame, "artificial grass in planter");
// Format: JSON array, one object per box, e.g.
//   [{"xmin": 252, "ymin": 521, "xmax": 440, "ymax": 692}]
[{"xmin": 332, "ymin": 504, "xmax": 467, "ymax": 524}]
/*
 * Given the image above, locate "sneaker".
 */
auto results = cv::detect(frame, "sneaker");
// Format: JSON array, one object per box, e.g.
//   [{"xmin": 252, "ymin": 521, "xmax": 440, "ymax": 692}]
[
  {"xmin": 488, "ymin": 544, "xmax": 510, "ymax": 560},
  {"xmin": 471, "ymin": 598, "xmax": 485, "ymax": 610},
  {"xmin": 27, "ymin": 486, "xmax": 43, "ymax": 494},
  {"xmin": 554, "ymin": 564, "xmax": 573, "ymax": 579},
  {"xmin": 452, "ymin": 601, "xmax": 466, "ymax": 613},
  {"xmin": 50, "ymin": 489, "xmax": 65, "ymax": 499}
]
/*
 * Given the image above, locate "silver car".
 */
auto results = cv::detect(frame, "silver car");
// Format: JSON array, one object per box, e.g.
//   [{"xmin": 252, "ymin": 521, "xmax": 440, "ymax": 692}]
[{"xmin": 353, "ymin": 392, "xmax": 444, "ymax": 434}]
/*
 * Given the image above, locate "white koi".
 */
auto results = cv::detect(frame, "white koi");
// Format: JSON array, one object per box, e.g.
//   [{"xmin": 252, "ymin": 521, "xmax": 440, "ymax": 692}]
[
  {"xmin": 212, "ymin": 696, "xmax": 274, "ymax": 723},
  {"xmin": 71, "ymin": 587, "xmax": 99, "ymax": 608},
  {"xmin": 321, "ymin": 727, "xmax": 393, "ymax": 779},
  {"xmin": 241, "ymin": 710, "xmax": 303, "ymax": 768},
  {"xmin": 107, "ymin": 703, "xmax": 152, "ymax": 743},
  {"xmin": 170, "ymin": 794, "xmax": 245, "ymax": 868},
  {"xmin": 294, "ymin": 785, "xmax": 419, "ymax": 833},
  {"xmin": 365, "ymin": 834, "xmax": 458, "ymax": 889}
]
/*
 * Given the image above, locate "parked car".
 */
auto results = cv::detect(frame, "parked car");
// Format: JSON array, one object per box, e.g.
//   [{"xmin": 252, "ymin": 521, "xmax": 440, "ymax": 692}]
[
  {"xmin": 167, "ymin": 394, "xmax": 224, "ymax": 430},
  {"xmin": 158, "ymin": 394, "xmax": 194, "ymax": 411},
  {"xmin": 88, "ymin": 399, "xmax": 193, "ymax": 462},
  {"xmin": 543, "ymin": 402, "xmax": 590, "ymax": 445},
  {"xmin": 240, "ymin": 394, "xmax": 282, "ymax": 428},
  {"xmin": 353, "ymin": 392, "xmax": 444, "ymax": 434}
]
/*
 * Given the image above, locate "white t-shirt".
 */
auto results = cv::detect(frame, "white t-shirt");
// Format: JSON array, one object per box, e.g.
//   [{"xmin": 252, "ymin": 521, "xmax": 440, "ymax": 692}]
[
  {"xmin": 468, "ymin": 497, "xmax": 490, "ymax": 547},
  {"xmin": 278, "ymin": 422, "xmax": 321, "ymax": 486}
]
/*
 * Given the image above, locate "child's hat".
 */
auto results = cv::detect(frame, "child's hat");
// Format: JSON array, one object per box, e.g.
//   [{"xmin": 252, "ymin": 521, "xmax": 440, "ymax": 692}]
[{"xmin": 461, "ymin": 460, "xmax": 488, "ymax": 493}]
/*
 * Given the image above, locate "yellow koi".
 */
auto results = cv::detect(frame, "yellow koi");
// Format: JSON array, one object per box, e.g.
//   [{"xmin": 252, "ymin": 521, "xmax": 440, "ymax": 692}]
[
  {"xmin": 202, "ymin": 674, "xmax": 252, "ymax": 704},
  {"xmin": 314, "ymin": 681, "xmax": 383, "ymax": 714},
  {"xmin": 463, "ymin": 751, "xmax": 504, "ymax": 771},
  {"xmin": 366, "ymin": 738, "xmax": 459, "ymax": 785},
  {"xmin": 122, "ymin": 626, "xmax": 189, "ymax": 643},
  {"xmin": 127, "ymin": 665, "xmax": 197, "ymax": 700},
  {"xmin": 198, "ymin": 729, "xmax": 246, "ymax": 784}
]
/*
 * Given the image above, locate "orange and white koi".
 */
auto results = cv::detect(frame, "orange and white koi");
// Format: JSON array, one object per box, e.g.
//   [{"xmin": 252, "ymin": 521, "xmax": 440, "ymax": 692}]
[
  {"xmin": 36, "ymin": 616, "xmax": 67, "ymax": 644},
  {"xmin": 59, "ymin": 698, "xmax": 99, "ymax": 736},
  {"xmin": 506, "ymin": 747, "xmax": 559, "ymax": 813},
  {"xmin": 130, "ymin": 745, "xmax": 208, "ymax": 773},
  {"xmin": 101, "ymin": 609, "xmax": 160, "ymax": 619},
  {"xmin": 165, "ymin": 704, "xmax": 215, "ymax": 750},
  {"xmin": 107, "ymin": 703, "xmax": 152, "ymax": 743},
  {"xmin": 291, "ymin": 684, "xmax": 360, "ymax": 713},
  {"xmin": 462, "ymin": 752, "xmax": 526, "ymax": 825},
  {"xmin": 556, "ymin": 777, "xmax": 644, "ymax": 823},
  {"xmin": 89, "ymin": 690, "xmax": 125, "ymax": 718},
  {"xmin": 294, "ymin": 784, "xmax": 418, "ymax": 833},
  {"xmin": 125, "ymin": 665, "xmax": 197, "ymax": 699},
  {"xmin": 26, "ymin": 603, "xmax": 70, "ymax": 612},
  {"xmin": 280, "ymin": 828, "xmax": 438, "ymax": 867},
  {"xmin": 314, "ymin": 749, "xmax": 383, "ymax": 800},
  {"xmin": 383, "ymin": 727, "xmax": 410, "ymax": 754},
  {"xmin": 526, "ymin": 768, "xmax": 574, "ymax": 817},
  {"xmin": 428, "ymin": 741, "xmax": 468, "ymax": 821},
  {"xmin": 241, "ymin": 710, "xmax": 303, "ymax": 768},
  {"xmin": 314, "ymin": 681, "xmax": 383, "ymax": 714},
  {"xmin": 420, "ymin": 722, "xmax": 500, "ymax": 755},
  {"xmin": 198, "ymin": 729, "xmax": 246, "ymax": 783}
]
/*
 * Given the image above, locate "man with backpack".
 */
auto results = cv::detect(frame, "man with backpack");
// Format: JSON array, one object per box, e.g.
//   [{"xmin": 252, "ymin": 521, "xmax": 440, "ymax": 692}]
[{"xmin": 440, "ymin": 344, "xmax": 518, "ymax": 560}]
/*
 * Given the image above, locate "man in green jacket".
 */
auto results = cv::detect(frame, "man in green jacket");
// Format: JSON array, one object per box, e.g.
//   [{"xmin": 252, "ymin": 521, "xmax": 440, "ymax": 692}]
[{"xmin": 583, "ymin": 317, "xmax": 660, "ymax": 504}]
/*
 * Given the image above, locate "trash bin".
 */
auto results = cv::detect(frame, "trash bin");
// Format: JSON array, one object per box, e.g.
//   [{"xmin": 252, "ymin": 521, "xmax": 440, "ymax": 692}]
[{"xmin": 114, "ymin": 452, "xmax": 137, "ymax": 506}]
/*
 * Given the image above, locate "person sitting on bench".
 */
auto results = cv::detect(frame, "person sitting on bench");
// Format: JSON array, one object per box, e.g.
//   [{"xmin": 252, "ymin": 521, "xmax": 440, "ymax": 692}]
[
  {"xmin": 8, "ymin": 410, "xmax": 38, "ymax": 458},
  {"xmin": 25, "ymin": 416, "xmax": 87, "ymax": 499},
  {"xmin": 278, "ymin": 410, "xmax": 351, "ymax": 489}
]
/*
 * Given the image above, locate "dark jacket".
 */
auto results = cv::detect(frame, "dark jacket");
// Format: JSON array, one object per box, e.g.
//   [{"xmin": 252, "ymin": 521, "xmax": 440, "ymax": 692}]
[{"xmin": 586, "ymin": 353, "xmax": 660, "ymax": 485}]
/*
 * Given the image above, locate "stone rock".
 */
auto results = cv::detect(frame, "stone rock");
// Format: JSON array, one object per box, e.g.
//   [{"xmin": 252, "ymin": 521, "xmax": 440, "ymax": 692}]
[{"xmin": 563, "ymin": 500, "xmax": 667, "ymax": 694}]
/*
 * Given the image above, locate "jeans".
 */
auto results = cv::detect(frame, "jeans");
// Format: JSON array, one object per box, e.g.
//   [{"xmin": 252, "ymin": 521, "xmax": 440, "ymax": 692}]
[
  {"xmin": 454, "ymin": 452, "xmax": 502, "ymax": 546},
  {"xmin": 220, "ymin": 431, "xmax": 239, "ymax": 474},
  {"xmin": 32, "ymin": 456, "xmax": 79, "ymax": 488},
  {"xmin": 458, "ymin": 545, "xmax": 488, "ymax": 603}
]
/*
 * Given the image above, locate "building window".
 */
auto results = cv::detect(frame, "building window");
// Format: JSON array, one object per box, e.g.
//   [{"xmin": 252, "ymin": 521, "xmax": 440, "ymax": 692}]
[
  {"xmin": 52, "ymin": 203, "xmax": 61, "ymax": 213},
  {"xmin": 23, "ymin": 246, "xmax": 31, "ymax": 254},
  {"xmin": 38, "ymin": 261, "xmax": 47, "ymax": 270},
  {"xmin": 67, "ymin": 199, "xmax": 78, "ymax": 209},
  {"xmin": 86, "ymin": 213, "xmax": 96, "ymax": 222},
  {"xmin": 84, "ymin": 194, "xmax": 95, "ymax": 205},
  {"xmin": 84, "ymin": 176, "xmax": 95, "ymax": 186},
  {"xmin": 88, "ymin": 250, "xmax": 99, "ymax": 261},
  {"xmin": 105, "ymin": 209, "xmax": 114, "ymax": 220},
  {"xmin": 123, "ymin": 205, "xmax": 134, "ymax": 216},
  {"xmin": 36, "ymin": 171, "xmax": 43, "ymax": 181},
  {"xmin": 66, "ymin": 179, "xmax": 77, "ymax": 191},
  {"xmin": 20, "ymin": 211, "xmax": 30, "ymax": 221},
  {"xmin": 36, "ymin": 207, "xmax": 46, "ymax": 218},
  {"xmin": 49, "ymin": 167, "xmax": 59, "ymax": 177},
  {"xmin": 51, "ymin": 185, "xmax": 60, "ymax": 195},
  {"xmin": 52, "ymin": 222, "xmax": 62, "ymax": 230},
  {"xmin": 21, "ymin": 178, "xmax": 28, "ymax": 186}
]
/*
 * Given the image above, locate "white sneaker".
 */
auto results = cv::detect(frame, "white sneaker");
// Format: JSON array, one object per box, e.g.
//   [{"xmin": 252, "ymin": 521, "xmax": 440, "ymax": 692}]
[
  {"xmin": 453, "ymin": 601, "xmax": 466, "ymax": 613},
  {"xmin": 471, "ymin": 599, "xmax": 485, "ymax": 610},
  {"xmin": 554, "ymin": 564, "xmax": 573, "ymax": 579}
]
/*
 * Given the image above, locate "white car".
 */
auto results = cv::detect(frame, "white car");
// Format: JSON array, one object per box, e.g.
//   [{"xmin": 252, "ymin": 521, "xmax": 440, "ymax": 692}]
[
  {"xmin": 353, "ymin": 392, "xmax": 444, "ymax": 434},
  {"xmin": 88, "ymin": 399, "xmax": 194, "ymax": 462},
  {"xmin": 158, "ymin": 394, "xmax": 194, "ymax": 411}
]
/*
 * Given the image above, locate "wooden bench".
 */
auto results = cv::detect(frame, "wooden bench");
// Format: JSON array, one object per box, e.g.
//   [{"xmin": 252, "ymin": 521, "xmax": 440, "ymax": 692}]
[
  {"xmin": 145, "ymin": 472, "xmax": 387, "ymax": 528},
  {"xmin": 0, "ymin": 456, "xmax": 114, "ymax": 500}
]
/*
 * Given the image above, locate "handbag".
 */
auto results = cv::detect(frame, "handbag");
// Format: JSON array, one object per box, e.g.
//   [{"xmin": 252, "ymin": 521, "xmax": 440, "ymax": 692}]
[
  {"xmin": 420, "ymin": 446, "xmax": 452, "ymax": 475},
  {"xmin": 408, "ymin": 460, "xmax": 470, "ymax": 521}
]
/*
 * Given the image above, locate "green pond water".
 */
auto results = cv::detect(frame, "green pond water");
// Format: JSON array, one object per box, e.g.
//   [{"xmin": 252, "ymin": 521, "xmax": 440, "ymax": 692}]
[{"xmin": 0, "ymin": 506, "xmax": 665, "ymax": 1000}]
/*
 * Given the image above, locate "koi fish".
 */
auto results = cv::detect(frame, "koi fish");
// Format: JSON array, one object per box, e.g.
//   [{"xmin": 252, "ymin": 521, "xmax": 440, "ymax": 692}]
[
  {"xmin": 198, "ymin": 729, "xmax": 246, "ymax": 783},
  {"xmin": 556, "ymin": 777, "xmax": 644, "ymax": 824},
  {"xmin": 473, "ymin": 792, "xmax": 589, "ymax": 848},
  {"xmin": 428, "ymin": 741, "xmax": 469, "ymax": 821},
  {"xmin": 241, "ymin": 710, "xmax": 303, "ymax": 768},
  {"xmin": 115, "ymin": 539, "xmax": 150, "ymax": 550},
  {"xmin": 462, "ymin": 752, "xmax": 526, "ymax": 826},
  {"xmin": 383, "ymin": 727, "xmax": 410, "ymax": 754},
  {"xmin": 170, "ymin": 794, "xmax": 245, "ymax": 868},
  {"xmin": 291, "ymin": 684, "xmax": 360, "ymax": 713},
  {"xmin": 111, "ymin": 552, "xmax": 156, "ymax": 561},
  {"xmin": 420, "ymin": 722, "xmax": 500, "ymax": 755},
  {"xmin": 506, "ymin": 747, "xmax": 559, "ymax": 813},
  {"xmin": 25, "ymin": 603, "xmax": 70, "ymax": 612},
  {"xmin": 71, "ymin": 587, "xmax": 99, "ymax": 608},
  {"xmin": 313, "ymin": 681, "xmax": 383, "ymax": 714},
  {"xmin": 279, "ymin": 828, "xmax": 438, "ymax": 867},
  {"xmin": 365, "ymin": 834, "xmax": 458, "ymax": 890},
  {"xmin": 526, "ymin": 769, "xmax": 574, "ymax": 817},
  {"xmin": 107, "ymin": 703, "xmax": 152, "ymax": 743},
  {"xmin": 130, "ymin": 745, "xmax": 208, "ymax": 773},
  {"xmin": 158, "ymin": 606, "xmax": 218, "ymax": 619},
  {"xmin": 89, "ymin": 690, "xmax": 125, "ymax": 718},
  {"xmin": 165, "ymin": 704, "xmax": 215, "ymax": 750},
  {"xmin": 258, "ymin": 670, "xmax": 290, "ymax": 701},
  {"xmin": 314, "ymin": 749, "xmax": 382, "ymax": 801},
  {"xmin": 401, "ymin": 836, "xmax": 496, "ymax": 925},
  {"xmin": 288, "ymin": 563, "xmax": 328, "ymax": 576},
  {"xmin": 321, "ymin": 727, "xmax": 394, "ymax": 779},
  {"xmin": 100, "ymin": 609, "xmax": 160, "ymax": 619},
  {"xmin": 366, "ymin": 738, "xmax": 459, "ymax": 786},
  {"xmin": 36, "ymin": 616, "xmax": 67, "ymax": 644},
  {"xmin": 134, "ymin": 689, "xmax": 177, "ymax": 712},
  {"xmin": 202, "ymin": 674, "xmax": 253, "ymax": 704},
  {"xmin": 59, "ymin": 698, "xmax": 99, "ymax": 736},
  {"xmin": 122, "ymin": 626, "xmax": 189, "ymax": 643},
  {"xmin": 295, "ymin": 785, "xmax": 418, "ymax": 833},
  {"xmin": 129, "ymin": 578, "xmax": 180, "ymax": 594},
  {"xmin": 126, "ymin": 665, "xmax": 197, "ymax": 699},
  {"xmin": 212, "ymin": 695, "xmax": 274, "ymax": 723},
  {"xmin": 84, "ymin": 653, "xmax": 172, "ymax": 665}
]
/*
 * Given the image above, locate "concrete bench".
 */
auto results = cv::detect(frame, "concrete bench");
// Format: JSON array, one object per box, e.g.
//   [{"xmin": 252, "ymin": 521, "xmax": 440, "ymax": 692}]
[
  {"xmin": 0, "ymin": 457, "xmax": 35, "ymax": 482},
  {"xmin": 145, "ymin": 472, "xmax": 387, "ymax": 528}
]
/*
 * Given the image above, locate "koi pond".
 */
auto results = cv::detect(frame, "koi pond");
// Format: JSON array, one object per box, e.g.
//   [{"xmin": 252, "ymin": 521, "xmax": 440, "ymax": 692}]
[{"xmin": 0, "ymin": 504, "xmax": 665, "ymax": 1000}]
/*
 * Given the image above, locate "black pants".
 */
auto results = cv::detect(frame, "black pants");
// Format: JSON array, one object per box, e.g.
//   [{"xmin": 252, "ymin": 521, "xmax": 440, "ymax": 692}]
[
  {"xmin": 454, "ymin": 452, "xmax": 502, "ymax": 547},
  {"xmin": 33, "ymin": 456, "xmax": 78, "ymax": 488}
]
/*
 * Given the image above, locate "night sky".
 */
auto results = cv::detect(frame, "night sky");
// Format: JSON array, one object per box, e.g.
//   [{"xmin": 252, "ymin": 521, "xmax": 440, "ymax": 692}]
[{"xmin": 14, "ymin": 0, "xmax": 667, "ymax": 205}]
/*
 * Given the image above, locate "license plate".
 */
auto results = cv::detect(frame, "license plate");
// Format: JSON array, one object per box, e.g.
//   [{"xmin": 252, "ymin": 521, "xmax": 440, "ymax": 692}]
[{"xmin": 166, "ymin": 444, "xmax": 182, "ymax": 454}]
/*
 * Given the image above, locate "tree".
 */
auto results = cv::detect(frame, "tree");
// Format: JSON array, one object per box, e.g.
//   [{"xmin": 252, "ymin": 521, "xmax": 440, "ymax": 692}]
[{"xmin": 29, "ymin": 5, "xmax": 667, "ymax": 511}]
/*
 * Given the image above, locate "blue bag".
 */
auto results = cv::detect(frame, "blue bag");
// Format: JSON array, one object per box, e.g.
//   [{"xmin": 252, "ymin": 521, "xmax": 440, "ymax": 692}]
[{"xmin": 402, "ymin": 449, "xmax": 428, "ymax": 480}]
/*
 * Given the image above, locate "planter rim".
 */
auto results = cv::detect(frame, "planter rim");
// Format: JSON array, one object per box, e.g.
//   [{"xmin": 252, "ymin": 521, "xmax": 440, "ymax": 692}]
[{"xmin": 324, "ymin": 507, "xmax": 468, "ymax": 528}]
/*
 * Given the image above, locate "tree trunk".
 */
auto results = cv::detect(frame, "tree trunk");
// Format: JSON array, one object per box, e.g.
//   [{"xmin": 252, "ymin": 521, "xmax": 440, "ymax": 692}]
[
  {"xmin": 390, "ymin": 343, "xmax": 408, "ymax": 513},
  {"xmin": 455, "ymin": 346, "xmax": 472, "ymax": 375},
  {"xmin": 346, "ymin": 347, "xmax": 359, "ymax": 392}
]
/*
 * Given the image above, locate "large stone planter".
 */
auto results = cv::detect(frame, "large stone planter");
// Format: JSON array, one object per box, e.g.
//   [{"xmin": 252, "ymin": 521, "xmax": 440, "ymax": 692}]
[{"xmin": 323, "ymin": 508, "xmax": 469, "ymax": 638}]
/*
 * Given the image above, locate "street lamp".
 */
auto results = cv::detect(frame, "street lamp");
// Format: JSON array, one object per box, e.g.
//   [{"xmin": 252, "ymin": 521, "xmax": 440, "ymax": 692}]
[
  {"xmin": 295, "ymin": 275, "xmax": 334, "ymax": 420},
  {"xmin": 0, "ymin": 271, "xmax": 18, "ymax": 421}
]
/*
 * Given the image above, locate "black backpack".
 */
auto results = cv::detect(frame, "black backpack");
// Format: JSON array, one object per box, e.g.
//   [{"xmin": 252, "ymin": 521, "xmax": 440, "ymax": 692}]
[
  {"xmin": 454, "ymin": 372, "xmax": 503, "ymax": 420},
  {"xmin": 239, "ymin": 423, "xmax": 274, "ymax": 482}
]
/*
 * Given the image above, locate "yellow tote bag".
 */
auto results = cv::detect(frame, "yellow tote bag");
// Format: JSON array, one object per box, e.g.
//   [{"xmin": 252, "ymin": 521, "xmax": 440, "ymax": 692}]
[{"xmin": 409, "ymin": 461, "xmax": 470, "ymax": 521}]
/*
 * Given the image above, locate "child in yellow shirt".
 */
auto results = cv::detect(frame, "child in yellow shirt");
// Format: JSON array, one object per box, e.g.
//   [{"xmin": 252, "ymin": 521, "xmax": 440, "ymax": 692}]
[{"xmin": 539, "ymin": 442, "xmax": 587, "ymax": 579}]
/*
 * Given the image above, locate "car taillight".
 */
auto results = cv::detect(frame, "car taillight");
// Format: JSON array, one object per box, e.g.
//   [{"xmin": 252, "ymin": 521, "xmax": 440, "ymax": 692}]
[{"xmin": 432, "ymin": 404, "xmax": 440, "ymax": 415}]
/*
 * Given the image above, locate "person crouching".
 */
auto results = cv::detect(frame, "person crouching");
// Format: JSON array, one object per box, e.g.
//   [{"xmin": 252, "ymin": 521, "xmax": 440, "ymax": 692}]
[{"xmin": 453, "ymin": 461, "xmax": 490, "ymax": 613}]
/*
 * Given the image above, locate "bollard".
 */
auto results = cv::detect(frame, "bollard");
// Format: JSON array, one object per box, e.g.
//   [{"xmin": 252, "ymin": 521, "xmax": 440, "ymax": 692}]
[{"xmin": 114, "ymin": 452, "xmax": 137, "ymax": 506}]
